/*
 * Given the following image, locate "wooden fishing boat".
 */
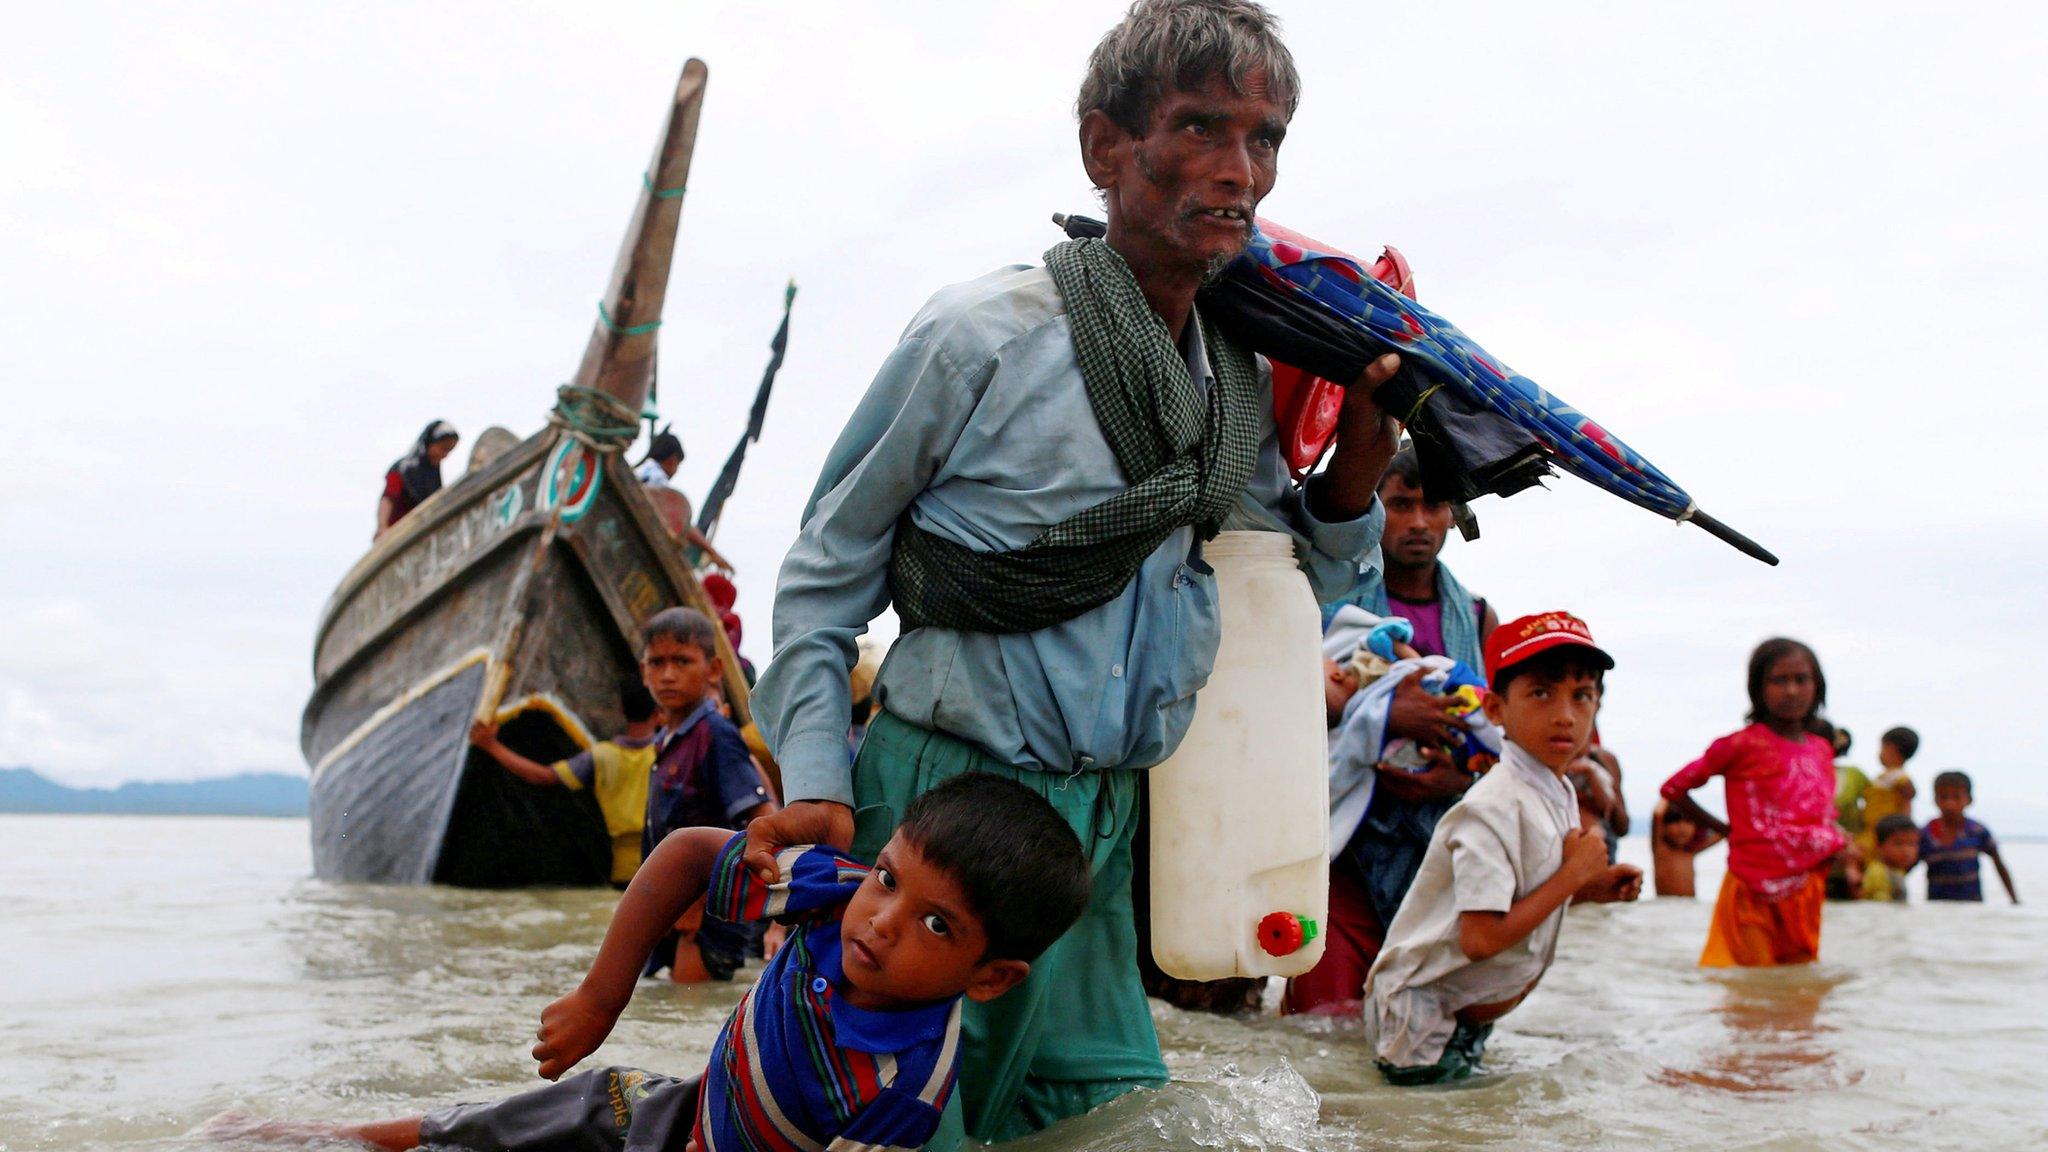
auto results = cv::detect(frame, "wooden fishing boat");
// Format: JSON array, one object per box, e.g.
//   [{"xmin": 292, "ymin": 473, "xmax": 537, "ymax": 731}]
[{"xmin": 302, "ymin": 60, "xmax": 765, "ymax": 886}]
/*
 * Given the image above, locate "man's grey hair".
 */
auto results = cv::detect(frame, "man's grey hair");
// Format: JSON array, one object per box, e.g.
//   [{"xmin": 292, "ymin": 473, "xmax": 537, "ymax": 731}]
[
  {"xmin": 641, "ymin": 606, "xmax": 721, "ymax": 656},
  {"xmin": 1077, "ymin": 0, "xmax": 1300, "ymax": 133}
]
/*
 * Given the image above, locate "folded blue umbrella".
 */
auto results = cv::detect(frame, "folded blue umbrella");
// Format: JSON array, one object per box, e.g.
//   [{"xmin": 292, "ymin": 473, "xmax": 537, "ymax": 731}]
[{"xmin": 1055, "ymin": 213, "xmax": 1776, "ymax": 565}]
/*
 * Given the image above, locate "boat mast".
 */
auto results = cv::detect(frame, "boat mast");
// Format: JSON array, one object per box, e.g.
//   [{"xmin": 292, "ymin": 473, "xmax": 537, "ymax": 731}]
[{"xmin": 568, "ymin": 59, "xmax": 708, "ymax": 414}]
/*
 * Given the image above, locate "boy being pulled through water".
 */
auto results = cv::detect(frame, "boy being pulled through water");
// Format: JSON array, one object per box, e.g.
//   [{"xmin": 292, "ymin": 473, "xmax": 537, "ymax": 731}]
[
  {"xmin": 227, "ymin": 772, "xmax": 1090, "ymax": 1152},
  {"xmin": 1364, "ymin": 612, "xmax": 1643, "ymax": 1084}
]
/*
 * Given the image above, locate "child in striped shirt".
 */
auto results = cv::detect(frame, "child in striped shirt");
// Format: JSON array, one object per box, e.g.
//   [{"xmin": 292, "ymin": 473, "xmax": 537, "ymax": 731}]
[{"xmin": 233, "ymin": 773, "xmax": 1090, "ymax": 1152}]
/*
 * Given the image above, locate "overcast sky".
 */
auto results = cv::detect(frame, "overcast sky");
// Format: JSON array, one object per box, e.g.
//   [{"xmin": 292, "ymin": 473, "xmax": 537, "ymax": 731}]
[{"xmin": 4, "ymin": 1, "xmax": 2044, "ymax": 834}]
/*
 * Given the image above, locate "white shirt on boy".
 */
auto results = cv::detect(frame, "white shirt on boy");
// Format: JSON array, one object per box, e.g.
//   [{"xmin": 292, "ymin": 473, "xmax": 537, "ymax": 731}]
[{"xmin": 1364, "ymin": 739, "xmax": 1578, "ymax": 1068}]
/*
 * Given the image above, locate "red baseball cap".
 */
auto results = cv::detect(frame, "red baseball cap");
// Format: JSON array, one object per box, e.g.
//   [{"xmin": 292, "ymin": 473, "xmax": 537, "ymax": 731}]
[{"xmin": 1485, "ymin": 611, "xmax": 1615, "ymax": 684}]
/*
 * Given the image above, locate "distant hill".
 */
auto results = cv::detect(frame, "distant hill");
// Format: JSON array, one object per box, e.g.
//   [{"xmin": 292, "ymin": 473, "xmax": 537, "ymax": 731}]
[{"xmin": 0, "ymin": 767, "xmax": 308, "ymax": 817}]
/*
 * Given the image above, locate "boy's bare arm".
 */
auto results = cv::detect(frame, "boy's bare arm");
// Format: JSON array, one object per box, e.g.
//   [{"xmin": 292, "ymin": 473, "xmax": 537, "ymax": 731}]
[
  {"xmin": 469, "ymin": 720, "xmax": 563, "ymax": 787},
  {"xmin": 1459, "ymin": 828, "xmax": 1609, "ymax": 961},
  {"xmin": 533, "ymin": 827, "xmax": 735, "ymax": 1079},
  {"xmin": 1988, "ymin": 845, "xmax": 2020, "ymax": 904}
]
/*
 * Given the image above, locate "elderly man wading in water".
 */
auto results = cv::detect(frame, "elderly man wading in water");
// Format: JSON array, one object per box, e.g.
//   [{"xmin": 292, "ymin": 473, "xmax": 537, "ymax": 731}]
[{"xmin": 748, "ymin": 1, "xmax": 1400, "ymax": 1143}]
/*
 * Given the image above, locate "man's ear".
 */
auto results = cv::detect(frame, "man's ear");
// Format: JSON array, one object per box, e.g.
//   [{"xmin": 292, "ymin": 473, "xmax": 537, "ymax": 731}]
[
  {"xmin": 1078, "ymin": 108, "xmax": 1131, "ymax": 192},
  {"xmin": 1481, "ymin": 688, "xmax": 1507, "ymax": 728},
  {"xmin": 964, "ymin": 958, "xmax": 1031, "ymax": 1004}
]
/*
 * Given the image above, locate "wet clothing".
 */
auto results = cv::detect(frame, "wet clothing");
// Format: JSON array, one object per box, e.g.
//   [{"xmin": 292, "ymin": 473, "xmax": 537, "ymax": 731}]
[
  {"xmin": 553, "ymin": 736, "xmax": 656, "ymax": 886},
  {"xmin": 753, "ymin": 263, "xmax": 1382, "ymax": 809},
  {"xmin": 1365, "ymin": 742, "xmax": 1578, "ymax": 1070},
  {"xmin": 851, "ymin": 712, "xmax": 1164, "ymax": 1148},
  {"xmin": 1377, "ymin": 1021, "xmax": 1493, "ymax": 1086},
  {"xmin": 695, "ymin": 833, "xmax": 963, "ymax": 1152},
  {"xmin": 887, "ymin": 240, "xmax": 1265, "ymax": 635},
  {"xmin": 642, "ymin": 700, "xmax": 771, "ymax": 981},
  {"xmin": 421, "ymin": 833, "xmax": 961, "ymax": 1152},
  {"xmin": 1661, "ymin": 724, "xmax": 1845, "ymax": 903},
  {"xmin": 420, "ymin": 1067, "xmax": 701, "ymax": 1152},
  {"xmin": 1921, "ymin": 818, "xmax": 1998, "ymax": 902},
  {"xmin": 1700, "ymin": 869, "xmax": 1825, "ymax": 967}
]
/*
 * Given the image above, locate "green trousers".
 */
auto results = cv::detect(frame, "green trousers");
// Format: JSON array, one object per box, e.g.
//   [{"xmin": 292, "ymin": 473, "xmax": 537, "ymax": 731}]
[{"xmin": 851, "ymin": 713, "xmax": 1168, "ymax": 1147}]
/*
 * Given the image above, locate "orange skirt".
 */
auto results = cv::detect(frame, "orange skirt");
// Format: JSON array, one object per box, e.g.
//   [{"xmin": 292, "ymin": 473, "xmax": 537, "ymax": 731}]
[{"xmin": 1700, "ymin": 870, "xmax": 1824, "ymax": 968}]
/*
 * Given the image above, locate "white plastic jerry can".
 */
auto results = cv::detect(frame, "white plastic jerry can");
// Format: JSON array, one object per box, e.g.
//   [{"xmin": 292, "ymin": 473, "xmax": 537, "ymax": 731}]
[{"xmin": 1148, "ymin": 530, "xmax": 1330, "ymax": 980}]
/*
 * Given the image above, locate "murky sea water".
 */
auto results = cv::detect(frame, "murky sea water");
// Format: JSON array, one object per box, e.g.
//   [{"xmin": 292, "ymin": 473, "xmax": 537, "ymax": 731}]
[{"xmin": 3, "ymin": 815, "xmax": 2044, "ymax": 1151}]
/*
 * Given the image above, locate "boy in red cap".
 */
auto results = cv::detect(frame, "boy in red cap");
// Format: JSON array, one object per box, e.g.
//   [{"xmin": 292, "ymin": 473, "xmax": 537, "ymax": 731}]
[{"xmin": 1364, "ymin": 612, "xmax": 1643, "ymax": 1084}]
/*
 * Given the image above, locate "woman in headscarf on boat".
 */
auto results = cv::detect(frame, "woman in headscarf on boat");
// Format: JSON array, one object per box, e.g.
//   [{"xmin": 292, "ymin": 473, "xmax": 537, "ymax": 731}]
[{"xmin": 376, "ymin": 420, "xmax": 459, "ymax": 540}]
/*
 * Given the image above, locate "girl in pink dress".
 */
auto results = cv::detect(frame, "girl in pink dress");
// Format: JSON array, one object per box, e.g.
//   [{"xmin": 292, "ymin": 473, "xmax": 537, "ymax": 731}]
[{"xmin": 1661, "ymin": 638, "xmax": 1846, "ymax": 966}]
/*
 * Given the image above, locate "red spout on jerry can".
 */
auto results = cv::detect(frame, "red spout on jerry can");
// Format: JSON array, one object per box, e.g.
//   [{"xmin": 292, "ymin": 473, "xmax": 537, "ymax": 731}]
[{"xmin": 1257, "ymin": 911, "xmax": 1320, "ymax": 957}]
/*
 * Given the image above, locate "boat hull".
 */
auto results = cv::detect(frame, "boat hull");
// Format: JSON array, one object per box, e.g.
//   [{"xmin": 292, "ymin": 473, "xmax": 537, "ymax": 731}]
[{"xmin": 304, "ymin": 429, "xmax": 730, "ymax": 886}]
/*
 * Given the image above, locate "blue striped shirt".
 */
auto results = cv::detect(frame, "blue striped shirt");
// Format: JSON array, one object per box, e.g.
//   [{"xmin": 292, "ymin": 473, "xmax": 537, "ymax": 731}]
[{"xmin": 695, "ymin": 833, "xmax": 961, "ymax": 1152}]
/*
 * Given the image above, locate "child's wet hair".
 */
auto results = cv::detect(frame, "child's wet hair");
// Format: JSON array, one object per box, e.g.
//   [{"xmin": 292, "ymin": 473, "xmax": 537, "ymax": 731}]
[
  {"xmin": 1933, "ymin": 770, "xmax": 1972, "ymax": 795},
  {"xmin": 1874, "ymin": 814, "xmax": 1918, "ymax": 843},
  {"xmin": 618, "ymin": 679, "xmax": 659, "ymax": 724},
  {"xmin": 1881, "ymin": 726, "xmax": 1921, "ymax": 760},
  {"xmin": 1491, "ymin": 644, "xmax": 1606, "ymax": 696},
  {"xmin": 895, "ymin": 773, "xmax": 1091, "ymax": 963},
  {"xmin": 1744, "ymin": 637, "xmax": 1827, "ymax": 733},
  {"xmin": 641, "ymin": 607, "xmax": 720, "ymax": 657}
]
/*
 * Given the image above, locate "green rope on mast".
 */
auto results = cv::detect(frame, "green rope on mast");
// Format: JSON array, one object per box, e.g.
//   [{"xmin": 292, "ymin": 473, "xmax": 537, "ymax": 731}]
[
  {"xmin": 641, "ymin": 172, "xmax": 687, "ymax": 199},
  {"xmin": 549, "ymin": 384, "xmax": 643, "ymax": 449},
  {"xmin": 597, "ymin": 301, "xmax": 662, "ymax": 336}
]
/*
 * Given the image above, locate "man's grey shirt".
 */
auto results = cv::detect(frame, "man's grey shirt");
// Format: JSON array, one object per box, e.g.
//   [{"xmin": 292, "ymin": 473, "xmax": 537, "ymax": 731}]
[{"xmin": 754, "ymin": 263, "xmax": 1385, "ymax": 806}]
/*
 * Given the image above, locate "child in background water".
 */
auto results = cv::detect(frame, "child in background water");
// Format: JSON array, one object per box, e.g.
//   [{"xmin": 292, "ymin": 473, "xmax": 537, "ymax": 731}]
[
  {"xmin": 1651, "ymin": 800, "xmax": 1725, "ymax": 898},
  {"xmin": 1861, "ymin": 726, "xmax": 1920, "ymax": 855},
  {"xmin": 1858, "ymin": 814, "xmax": 1920, "ymax": 903},
  {"xmin": 1660, "ymin": 638, "xmax": 1845, "ymax": 967},
  {"xmin": 1921, "ymin": 771, "xmax": 2020, "ymax": 904}
]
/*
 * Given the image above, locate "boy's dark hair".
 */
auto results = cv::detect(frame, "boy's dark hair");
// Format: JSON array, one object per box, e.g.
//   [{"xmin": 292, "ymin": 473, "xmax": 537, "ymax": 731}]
[
  {"xmin": 642, "ymin": 607, "xmax": 720, "ymax": 657},
  {"xmin": 896, "ymin": 773, "xmax": 1090, "ymax": 963},
  {"xmin": 1744, "ymin": 637, "xmax": 1827, "ymax": 733},
  {"xmin": 1832, "ymin": 726, "xmax": 1852, "ymax": 756},
  {"xmin": 648, "ymin": 431, "xmax": 684, "ymax": 464},
  {"xmin": 1933, "ymin": 770, "xmax": 1972, "ymax": 795},
  {"xmin": 1874, "ymin": 814, "xmax": 1918, "ymax": 843},
  {"xmin": 1881, "ymin": 726, "xmax": 1921, "ymax": 760},
  {"xmin": 618, "ymin": 680, "xmax": 658, "ymax": 724},
  {"xmin": 1491, "ymin": 644, "xmax": 1607, "ymax": 696},
  {"xmin": 1378, "ymin": 445, "xmax": 1425, "ymax": 494}
]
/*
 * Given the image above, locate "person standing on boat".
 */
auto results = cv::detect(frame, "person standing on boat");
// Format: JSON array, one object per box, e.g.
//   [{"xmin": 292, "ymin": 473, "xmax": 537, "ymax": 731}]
[
  {"xmin": 634, "ymin": 429, "xmax": 737, "ymax": 573},
  {"xmin": 375, "ymin": 420, "xmax": 459, "ymax": 540},
  {"xmin": 747, "ymin": 2, "xmax": 1399, "ymax": 1143}
]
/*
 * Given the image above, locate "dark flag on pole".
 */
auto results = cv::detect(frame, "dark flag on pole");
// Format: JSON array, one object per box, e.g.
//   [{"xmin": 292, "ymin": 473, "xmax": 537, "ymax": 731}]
[{"xmin": 696, "ymin": 280, "xmax": 796, "ymax": 538}]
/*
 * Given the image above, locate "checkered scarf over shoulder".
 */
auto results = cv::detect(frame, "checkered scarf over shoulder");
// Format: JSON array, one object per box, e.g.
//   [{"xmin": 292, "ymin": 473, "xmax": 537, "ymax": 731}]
[{"xmin": 888, "ymin": 238, "xmax": 1264, "ymax": 634}]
